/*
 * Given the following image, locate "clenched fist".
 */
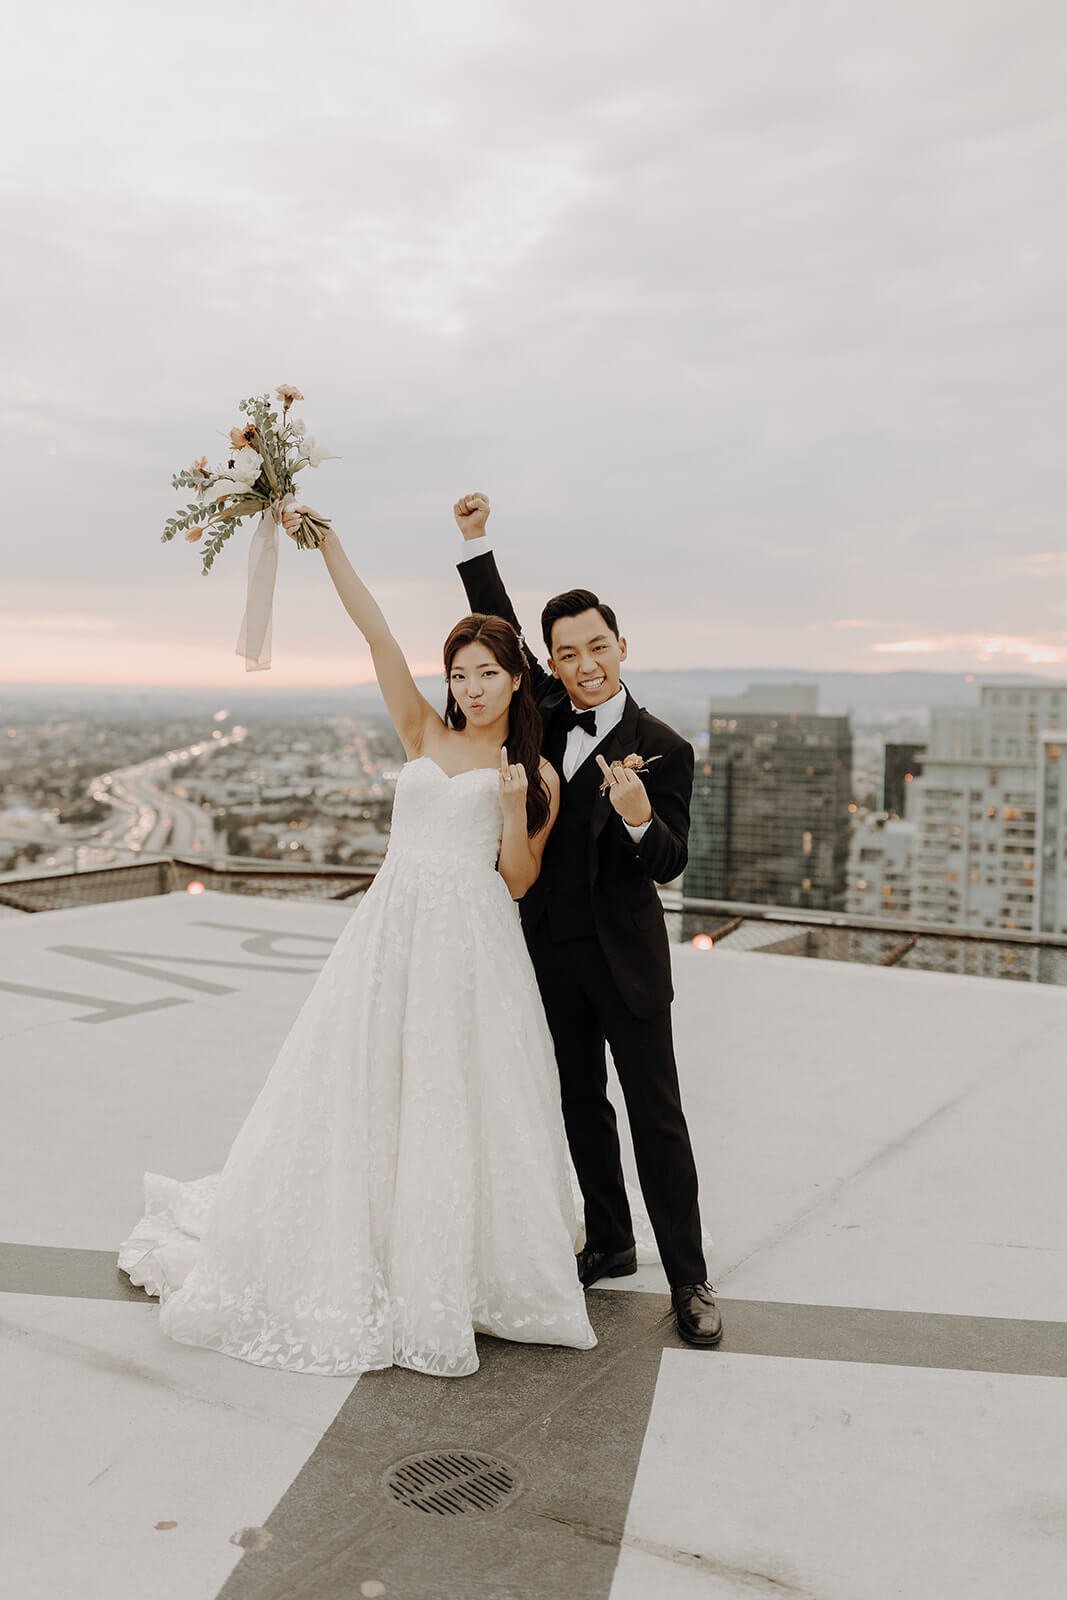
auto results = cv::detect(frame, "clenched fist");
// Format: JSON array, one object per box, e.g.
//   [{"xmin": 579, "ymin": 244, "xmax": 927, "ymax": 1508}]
[{"xmin": 453, "ymin": 492, "xmax": 490, "ymax": 540}]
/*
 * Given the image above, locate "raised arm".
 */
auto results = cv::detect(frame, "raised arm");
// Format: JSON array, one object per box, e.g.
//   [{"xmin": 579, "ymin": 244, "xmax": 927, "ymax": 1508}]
[
  {"xmin": 318, "ymin": 530, "xmax": 442, "ymax": 757},
  {"xmin": 452, "ymin": 494, "xmax": 553, "ymax": 697},
  {"xmin": 635, "ymin": 741, "xmax": 694, "ymax": 881}
]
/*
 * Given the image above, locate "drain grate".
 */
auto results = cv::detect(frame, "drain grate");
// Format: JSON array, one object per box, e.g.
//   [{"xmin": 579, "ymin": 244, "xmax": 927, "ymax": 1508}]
[{"xmin": 383, "ymin": 1450, "xmax": 520, "ymax": 1517}]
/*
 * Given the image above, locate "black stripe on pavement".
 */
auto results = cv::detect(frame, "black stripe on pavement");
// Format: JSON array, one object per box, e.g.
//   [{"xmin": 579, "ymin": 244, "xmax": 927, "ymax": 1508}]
[{"xmin": 2, "ymin": 1241, "xmax": 1065, "ymax": 1379}]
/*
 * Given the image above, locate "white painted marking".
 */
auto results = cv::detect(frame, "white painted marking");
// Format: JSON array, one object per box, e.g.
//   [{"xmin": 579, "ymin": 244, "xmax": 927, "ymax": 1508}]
[
  {"xmin": 0, "ymin": 1292, "xmax": 354, "ymax": 1600},
  {"xmin": 611, "ymin": 1351, "xmax": 1067, "ymax": 1599}
]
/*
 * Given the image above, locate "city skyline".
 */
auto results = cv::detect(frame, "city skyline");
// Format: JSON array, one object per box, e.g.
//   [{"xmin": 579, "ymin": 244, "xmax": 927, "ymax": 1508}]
[{"xmin": 4, "ymin": 3, "xmax": 1066, "ymax": 688}]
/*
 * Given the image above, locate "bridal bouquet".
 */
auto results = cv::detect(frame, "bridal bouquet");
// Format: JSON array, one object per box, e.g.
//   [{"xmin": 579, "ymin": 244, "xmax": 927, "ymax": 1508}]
[
  {"xmin": 161, "ymin": 386, "xmax": 338, "ymax": 671},
  {"xmin": 162, "ymin": 386, "xmax": 336, "ymax": 569}
]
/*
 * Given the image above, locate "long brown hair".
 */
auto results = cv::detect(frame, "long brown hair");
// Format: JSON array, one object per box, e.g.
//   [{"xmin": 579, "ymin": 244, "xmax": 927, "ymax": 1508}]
[{"xmin": 443, "ymin": 613, "xmax": 550, "ymax": 836}]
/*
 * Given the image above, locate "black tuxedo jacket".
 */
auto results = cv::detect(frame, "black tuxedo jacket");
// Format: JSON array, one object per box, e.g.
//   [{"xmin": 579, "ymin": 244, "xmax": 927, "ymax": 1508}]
[{"xmin": 458, "ymin": 548, "xmax": 693, "ymax": 1018}]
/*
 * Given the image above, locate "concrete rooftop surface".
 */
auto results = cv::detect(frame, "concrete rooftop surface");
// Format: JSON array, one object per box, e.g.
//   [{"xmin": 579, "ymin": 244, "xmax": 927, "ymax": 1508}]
[{"xmin": 1, "ymin": 890, "xmax": 1065, "ymax": 1599}]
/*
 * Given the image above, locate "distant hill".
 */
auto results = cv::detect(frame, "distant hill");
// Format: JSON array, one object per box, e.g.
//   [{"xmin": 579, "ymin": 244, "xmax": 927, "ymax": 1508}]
[{"xmin": 3, "ymin": 668, "xmax": 1059, "ymax": 735}]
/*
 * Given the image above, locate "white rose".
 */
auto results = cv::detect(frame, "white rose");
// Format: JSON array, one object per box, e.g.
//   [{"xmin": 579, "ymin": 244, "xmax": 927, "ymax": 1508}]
[
  {"xmin": 230, "ymin": 446, "xmax": 263, "ymax": 485},
  {"xmin": 289, "ymin": 419, "xmax": 307, "ymax": 438}
]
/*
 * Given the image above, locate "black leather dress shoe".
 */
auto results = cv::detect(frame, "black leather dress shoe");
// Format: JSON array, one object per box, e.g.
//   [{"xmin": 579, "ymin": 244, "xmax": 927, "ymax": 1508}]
[
  {"xmin": 576, "ymin": 1244, "xmax": 638, "ymax": 1287},
  {"xmin": 671, "ymin": 1282, "xmax": 724, "ymax": 1347}
]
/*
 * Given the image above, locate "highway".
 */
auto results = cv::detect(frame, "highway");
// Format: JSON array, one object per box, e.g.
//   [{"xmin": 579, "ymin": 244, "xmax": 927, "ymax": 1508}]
[{"xmin": 80, "ymin": 728, "xmax": 246, "ymax": 867}]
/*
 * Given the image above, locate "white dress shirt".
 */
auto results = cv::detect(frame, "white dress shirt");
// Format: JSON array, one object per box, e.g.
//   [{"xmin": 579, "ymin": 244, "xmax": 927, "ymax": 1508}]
[
  {"xmin": 459, "ymin": 535, "xmax": 651, "ymax": 843},
  {"xmin": 561, "ymin": 682, "xmax": 626, "ymax": 780}
]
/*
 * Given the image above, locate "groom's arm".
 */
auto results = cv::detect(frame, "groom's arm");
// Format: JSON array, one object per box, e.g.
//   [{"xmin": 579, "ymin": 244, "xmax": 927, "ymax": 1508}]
[
  {"xmin": 627, "ymin": 741, "xmax": 694, "ymax": 884},
  {"xmin": 454, "ymin": 530, "xmax": 553, "ymax": 697}
]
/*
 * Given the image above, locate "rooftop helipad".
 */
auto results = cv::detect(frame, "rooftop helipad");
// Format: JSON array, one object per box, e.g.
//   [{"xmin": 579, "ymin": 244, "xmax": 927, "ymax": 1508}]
[{"xmin": 1, "ymin": 890, "xmax": 1065, "ymax": 1598}]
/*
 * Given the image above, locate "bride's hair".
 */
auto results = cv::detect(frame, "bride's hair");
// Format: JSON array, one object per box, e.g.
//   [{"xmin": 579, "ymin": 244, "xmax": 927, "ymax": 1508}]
[{"xmin": 443, "ymin": 614, "xmax": 550, "ymax": 836}]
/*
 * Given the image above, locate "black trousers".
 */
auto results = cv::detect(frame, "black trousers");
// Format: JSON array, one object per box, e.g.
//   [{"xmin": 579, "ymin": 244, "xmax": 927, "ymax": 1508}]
[{"xmin": 529, "ymin": 925, "xmax": 707, "ymax": 1289}]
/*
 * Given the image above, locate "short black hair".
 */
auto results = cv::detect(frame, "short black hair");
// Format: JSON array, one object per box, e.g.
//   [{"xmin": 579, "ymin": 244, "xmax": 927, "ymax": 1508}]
[{"xmin": 541, "ymin": 588, "xmax": 621, "ymax": 653}]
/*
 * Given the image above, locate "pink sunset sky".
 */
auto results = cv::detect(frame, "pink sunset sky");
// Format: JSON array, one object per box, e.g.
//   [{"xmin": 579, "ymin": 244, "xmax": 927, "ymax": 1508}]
[{"xmin": 4, "ymin": 2, "xmax": 1066, "ymax": 690}]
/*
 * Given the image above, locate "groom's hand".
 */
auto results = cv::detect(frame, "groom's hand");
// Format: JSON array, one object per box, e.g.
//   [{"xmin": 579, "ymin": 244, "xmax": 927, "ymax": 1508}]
[
  {"xmin": 453, "ymin": 492, "xmax": 490, "ymax": 540},
  {"xmin": 596, "ymin": 756, "xmax": 653, "ymax": 827}
]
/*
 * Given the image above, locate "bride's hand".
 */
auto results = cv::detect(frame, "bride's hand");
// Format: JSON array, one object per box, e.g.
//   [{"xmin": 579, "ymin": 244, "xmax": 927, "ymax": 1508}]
[
  {"xmin": 498, "ymin": 745, "xmax": 528, "ymax": 816},
  {"xmin": 278, "ymin": 493, "xmax": 302, "ymax": 541},
  {"xmin": 453, "ymin": 492, "xmax": 490, "ymax": 540}
]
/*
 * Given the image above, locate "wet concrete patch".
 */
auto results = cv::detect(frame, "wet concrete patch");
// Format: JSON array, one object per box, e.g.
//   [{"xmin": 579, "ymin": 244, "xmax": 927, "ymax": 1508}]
[
  {"xmin": 699, "ymin": 1295, "xmax": 1067, "ymax": 1380},
  {"xmin": 0, "ymin": 1241, "xmax": 152, "ymax": 1302},
  {"xmin": 217, "ymin": 1289, "xmax": 674, "ymax": 1600}
]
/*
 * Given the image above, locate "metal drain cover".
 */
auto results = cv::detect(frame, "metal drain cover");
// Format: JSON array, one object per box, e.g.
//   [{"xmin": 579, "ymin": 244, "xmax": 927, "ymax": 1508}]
[{"xmin": 383, "ymin": 1450, "xmax": 520, "ymax": 1517}]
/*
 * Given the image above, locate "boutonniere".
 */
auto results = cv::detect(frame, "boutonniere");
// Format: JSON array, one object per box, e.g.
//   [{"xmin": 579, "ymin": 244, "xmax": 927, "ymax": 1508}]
[{"xmin": 598, "ymin": 752, "xmax": 663, "ymax": 796}]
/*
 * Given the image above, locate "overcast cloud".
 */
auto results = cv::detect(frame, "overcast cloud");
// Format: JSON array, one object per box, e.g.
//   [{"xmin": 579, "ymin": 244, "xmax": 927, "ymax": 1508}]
[{"xmin": 2, "ymin": 0, "xmax": 1065, "ymax": 686}]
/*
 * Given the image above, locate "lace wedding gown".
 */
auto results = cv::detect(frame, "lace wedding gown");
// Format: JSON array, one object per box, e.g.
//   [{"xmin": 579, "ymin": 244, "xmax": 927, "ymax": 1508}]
[{"xmin": 118, "ymin": 756, "xmax": 597, "ymax": 1378}]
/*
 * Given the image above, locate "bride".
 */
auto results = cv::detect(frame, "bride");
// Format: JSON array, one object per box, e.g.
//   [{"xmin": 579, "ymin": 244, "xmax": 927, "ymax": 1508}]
[{"xmin": 118, "ymin": 527, "xmax": 596, "ymax": 1377}]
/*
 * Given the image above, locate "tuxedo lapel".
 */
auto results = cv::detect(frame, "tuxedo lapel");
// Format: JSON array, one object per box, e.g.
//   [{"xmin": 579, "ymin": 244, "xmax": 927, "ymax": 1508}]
[{"xmin": 543, "ymin": 699, "xmax": 569, "ymax": 773}]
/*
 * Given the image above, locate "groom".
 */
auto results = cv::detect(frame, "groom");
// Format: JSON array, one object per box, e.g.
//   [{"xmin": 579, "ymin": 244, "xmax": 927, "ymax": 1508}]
[{"xmin": 451, "ymin": 493, "xmax": 722, "ymax": 1349}]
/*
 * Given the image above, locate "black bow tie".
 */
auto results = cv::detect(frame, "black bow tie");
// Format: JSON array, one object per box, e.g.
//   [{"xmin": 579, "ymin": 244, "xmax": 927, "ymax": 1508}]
[{"xmin": 561, "ymin": 705, "xmax": 598, "ymax": 737}]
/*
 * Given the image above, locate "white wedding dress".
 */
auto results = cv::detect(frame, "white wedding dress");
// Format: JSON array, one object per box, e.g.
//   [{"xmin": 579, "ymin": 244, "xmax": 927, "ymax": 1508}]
[{"xmin": 118, "ymin": 756, "xmax": 597, "ymax": 1378}]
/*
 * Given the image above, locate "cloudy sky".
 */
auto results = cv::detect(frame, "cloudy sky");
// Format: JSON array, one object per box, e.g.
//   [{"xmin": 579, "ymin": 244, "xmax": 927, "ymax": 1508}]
[{"xmin": 2, "ymin": 1, "xmax": 1065, "ymax": 688}]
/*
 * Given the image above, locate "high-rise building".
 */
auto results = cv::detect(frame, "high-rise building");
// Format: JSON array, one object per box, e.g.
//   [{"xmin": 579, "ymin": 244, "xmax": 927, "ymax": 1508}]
[
  {"xmin": 908, "ymin": 683, "xmax": 1067, "ymax": 932},
  {"xmin": 847, "ymin": 815, "xmax": 915, "ymax": 920},
  {"xmin": 684, "ymin": 689, "xmax": 853, "ymax": 910},
  {"xmin": 881, "ymin": 741, "xmax": 926, "ymax": 817},
  {"xmin": 686, "ymin": 755, "xmax": 723, "ymax": 905}
]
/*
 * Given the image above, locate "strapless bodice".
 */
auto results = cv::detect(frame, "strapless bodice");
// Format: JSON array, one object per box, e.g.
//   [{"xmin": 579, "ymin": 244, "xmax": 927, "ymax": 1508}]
[{"xmin": 385, "ymin": 757, "xmax": 503, "ymax": 870}]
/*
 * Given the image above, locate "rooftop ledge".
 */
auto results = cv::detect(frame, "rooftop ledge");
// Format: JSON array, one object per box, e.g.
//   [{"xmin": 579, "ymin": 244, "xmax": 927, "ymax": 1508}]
[{"xmin": 2, "ymin": 855, "xmax": 1065, "ymax": 986}]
